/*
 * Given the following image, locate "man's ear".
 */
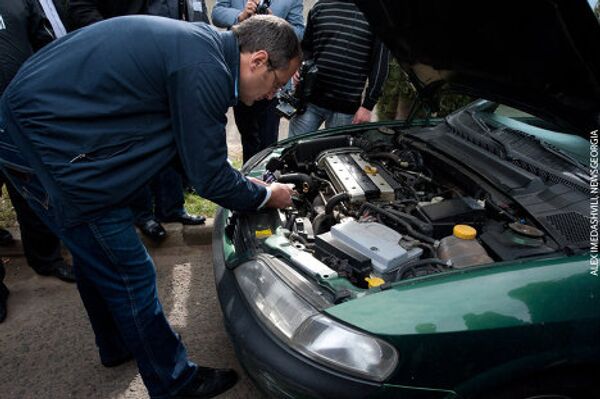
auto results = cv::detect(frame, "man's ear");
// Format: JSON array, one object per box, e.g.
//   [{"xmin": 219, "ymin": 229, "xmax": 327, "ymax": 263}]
[{"xmin": 249, "ymin": 50, "xmax": 269, "ymax": 71}]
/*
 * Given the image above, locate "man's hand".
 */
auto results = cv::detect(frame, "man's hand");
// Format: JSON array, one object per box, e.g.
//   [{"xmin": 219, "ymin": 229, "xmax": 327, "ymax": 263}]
[
  {"xmin": 238, "ymin": 0, "xmax": 259, "ymax": 22},
  {"xmin": 266, "ymin": 183, "xmax": 295, "ymax": 208},
  {"xmin": 352, "ymin": 106, "xmax": 372, "ymax": 124}
]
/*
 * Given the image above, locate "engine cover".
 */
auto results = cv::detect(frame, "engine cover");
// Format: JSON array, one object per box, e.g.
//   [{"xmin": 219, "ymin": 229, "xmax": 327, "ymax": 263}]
[
  {"xmin": 330, "ymin": 220, "xmax": 422, "ymax": 274},
  {"xmin": 317, "ymin": 149, "xmax": 400, "ymax": 202}
]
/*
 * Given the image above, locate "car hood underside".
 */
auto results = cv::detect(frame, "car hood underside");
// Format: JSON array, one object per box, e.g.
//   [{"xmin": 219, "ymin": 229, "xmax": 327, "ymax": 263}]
[{"xmin": 354, "ymin": 0, "xmax": 600, "ymax": 133}]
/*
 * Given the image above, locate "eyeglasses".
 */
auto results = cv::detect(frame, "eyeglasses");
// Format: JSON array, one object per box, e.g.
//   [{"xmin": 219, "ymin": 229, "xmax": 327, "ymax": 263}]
[{"xmin": 267, "ymin": 60, "xmax": 286, "ymax": 93}]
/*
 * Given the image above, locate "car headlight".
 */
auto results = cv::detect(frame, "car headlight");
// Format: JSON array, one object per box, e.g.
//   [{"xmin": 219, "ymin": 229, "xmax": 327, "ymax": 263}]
[{"xmin": 234, "ymin": 256, "xmax": 398, "ymax": 382}]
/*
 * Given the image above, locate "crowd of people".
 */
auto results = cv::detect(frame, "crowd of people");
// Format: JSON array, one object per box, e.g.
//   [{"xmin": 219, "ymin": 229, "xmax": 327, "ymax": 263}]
[{"xmin": 0, "ymin": 1, "xmax": 388, "ymax": 397}]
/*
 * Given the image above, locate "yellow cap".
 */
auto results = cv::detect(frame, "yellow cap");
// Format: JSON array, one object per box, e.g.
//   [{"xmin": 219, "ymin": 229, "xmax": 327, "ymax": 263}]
[
  {"xmin": 365, "ymin": 276, "xmax": 385, "ymax": 288},
  {"xmin": 255, "ymin": 229, "xmax": 273, "ymax": 239},
  {"xmin": 453, "ymin": 225, "xmax": 477, "ymax": 240},
  {"xmin": 363, "ymin": 165, "xmax": 378, "ymax": 176}
]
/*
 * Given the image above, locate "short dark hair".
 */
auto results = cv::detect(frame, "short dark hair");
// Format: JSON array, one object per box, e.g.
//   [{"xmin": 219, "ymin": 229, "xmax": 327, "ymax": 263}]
[{"xmin": 232, "ymin": 15, "xmax": 301, "ymax": 70}]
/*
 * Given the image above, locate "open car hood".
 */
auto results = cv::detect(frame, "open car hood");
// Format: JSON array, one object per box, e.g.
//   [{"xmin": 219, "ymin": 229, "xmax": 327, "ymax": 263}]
[{"xmin": 354, "ymin": 0, "xmax": 600, "ymax": 133}]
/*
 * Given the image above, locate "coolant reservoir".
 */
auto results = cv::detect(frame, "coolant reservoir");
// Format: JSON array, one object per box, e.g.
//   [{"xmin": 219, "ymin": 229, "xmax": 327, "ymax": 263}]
[{"xmin": 438, "ymin": 225, "xmax": 493, "ymax": 268}]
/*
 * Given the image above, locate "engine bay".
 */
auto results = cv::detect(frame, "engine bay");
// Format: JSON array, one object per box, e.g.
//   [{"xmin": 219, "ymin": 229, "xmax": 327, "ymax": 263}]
[{"xmin": 233, "ymin": 129, "xmax": 575, "ymax": 289}]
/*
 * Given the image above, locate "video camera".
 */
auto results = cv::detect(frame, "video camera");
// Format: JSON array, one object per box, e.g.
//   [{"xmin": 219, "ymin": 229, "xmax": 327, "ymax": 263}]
[
  {"xmin": 276, "ymin": 60, "xmax": 318, "ymax": 119},
  {"xmin": 256, "ymin": 0, "xmax": 272, "ymax": 15}
]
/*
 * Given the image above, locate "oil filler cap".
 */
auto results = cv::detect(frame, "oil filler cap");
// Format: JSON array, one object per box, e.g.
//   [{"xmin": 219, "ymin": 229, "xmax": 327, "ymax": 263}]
[{"xmin": 453, "ymin": 225, "xmax": 477, "ymax": 240}]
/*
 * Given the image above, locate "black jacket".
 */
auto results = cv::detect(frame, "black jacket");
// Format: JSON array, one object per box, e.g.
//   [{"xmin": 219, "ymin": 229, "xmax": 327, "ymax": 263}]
[
  {"xmin": 69, "ymin": 0, "xmax": 148, "ymax": 29},
  {"xmin": 0, "ymin": 0, "xmax": 54, "ymax": 94},
  {"xmin": 69, "ymin": 0, "xmax": 209, "ymax": 29}
]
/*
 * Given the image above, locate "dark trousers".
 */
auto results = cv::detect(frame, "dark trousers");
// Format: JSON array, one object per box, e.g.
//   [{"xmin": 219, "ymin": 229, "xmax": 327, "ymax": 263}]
[
  {"xmin": 1, "ymin": 172, "xmax": 65, "ymax": 274},
  {"xmin": 0, "ymin": 259, "xmax": 6, "ymax": 295},
  {"xmin": 0, "ymin": 128, "xmax": 196, "ymax": 398},
  {"xmin": 130, "ymin": 166, "xmax": 186, "ymax": 225},
  {"xmin": 234, "ymin": 98, "xmax": 281, "ymax": 163}
]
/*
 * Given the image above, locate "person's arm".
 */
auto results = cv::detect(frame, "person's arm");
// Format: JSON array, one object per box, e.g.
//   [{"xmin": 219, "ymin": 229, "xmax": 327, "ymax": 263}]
[
  {"xmin": 360, "ymin": 38, "xmax": 390, "ymax": 113},
  {"xmin": 300, "ymin": 5, "xmax": 315, "ymax": 60},
  {"xmin": 285, "ymin": 0, "xmax": 304, "ymax": 40},
  {"xmin": 68, "ymin": 0, "xmax": 104, "ymax": 29},
  {"xmin": 211, "ymin": 0, "xmax": 257, "ymax": 28},
  {"xmin": 190, "ymin": 0, "xmax": 210, "ymax": 24},
  {"xmin": 167, "ymin": 62, "xmax": 291, "ymax": 210},
  {"xmin": 27, "ymin": 0, "xmax": 54, "ymax": 51}
]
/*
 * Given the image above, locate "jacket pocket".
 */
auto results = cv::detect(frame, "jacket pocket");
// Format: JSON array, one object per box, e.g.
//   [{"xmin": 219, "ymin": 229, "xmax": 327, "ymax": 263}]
[
  {"xmin": 69, "ymin": 137, "xmax": 143, "ymax": 163},
  {"xmin": 3, "ymin": 164, "xmax": 50, "ymax": 210}
]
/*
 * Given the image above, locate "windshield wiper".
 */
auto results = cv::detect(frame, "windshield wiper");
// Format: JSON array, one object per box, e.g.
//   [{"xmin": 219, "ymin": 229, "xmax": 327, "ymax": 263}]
[
  {"xmin": 538, "ymin": 139, "xmax": 587, "ymax": 173},
  {"xmin": 469, "ymin": 110, "xmax": 588, "ymax": 175},
  {"xmin": 464, "ymin": 110, "xmax": 513, "ymax": 160}
]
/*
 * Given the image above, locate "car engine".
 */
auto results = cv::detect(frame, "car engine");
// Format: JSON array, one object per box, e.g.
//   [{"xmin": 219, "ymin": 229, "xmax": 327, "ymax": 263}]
[{"xmin": 242, "ymin": 131, "xmax": 562, "ymax": 288}]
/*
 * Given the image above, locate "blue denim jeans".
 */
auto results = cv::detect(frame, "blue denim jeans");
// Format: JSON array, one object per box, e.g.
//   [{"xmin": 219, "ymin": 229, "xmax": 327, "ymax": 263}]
[
  {"xmin": 0, "ymin": 127, "xmax": 197, "ymax": 398},
  {"xmin": 288, "ymin": 102, "xmax": 354, "ymax": 138}
]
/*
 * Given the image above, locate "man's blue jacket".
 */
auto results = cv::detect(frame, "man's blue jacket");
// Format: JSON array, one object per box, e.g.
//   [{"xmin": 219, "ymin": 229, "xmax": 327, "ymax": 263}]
[{"xmin": 0, "ymin": 16, "xmax": 267, "ymax": 227}]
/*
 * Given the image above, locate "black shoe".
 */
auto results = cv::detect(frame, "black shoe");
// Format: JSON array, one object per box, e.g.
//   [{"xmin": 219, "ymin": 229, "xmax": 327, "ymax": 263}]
[
  {"xmin": 174, "ymin": 366, "xmax": 238, "ymax": 398},
  {"xmin": 101, "ymin": 352, "xmax": 134, "ymax": 368},
  {"xmin": 0, "ymin": 228, "xmax": 14, "ymax": 246},
  {"xmin": 0, "ymin": 283, "xmax": 9, "ymax": 323},
  {"xmin": 161, "ymin": 213, "xmax": 206, "ymax": 226},
  {"xmin": 137, "ymin": 219, "xmax": 167, "ymax": 242},
  {"xmin": 37, "ymin": 263, "xmax": 76, "ymax": 283}
]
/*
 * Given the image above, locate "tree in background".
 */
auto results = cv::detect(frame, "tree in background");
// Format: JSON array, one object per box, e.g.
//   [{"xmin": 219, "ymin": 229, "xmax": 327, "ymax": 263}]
[{"xmin": 595, "ymin": 1, "xmax": 599, "ymax": 18}]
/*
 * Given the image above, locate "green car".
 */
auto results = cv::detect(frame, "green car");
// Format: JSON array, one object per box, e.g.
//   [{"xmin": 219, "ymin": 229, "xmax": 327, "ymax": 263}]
[{"xmin": 213, "ymin": 1, "xmax": 600, "ymax": 398}]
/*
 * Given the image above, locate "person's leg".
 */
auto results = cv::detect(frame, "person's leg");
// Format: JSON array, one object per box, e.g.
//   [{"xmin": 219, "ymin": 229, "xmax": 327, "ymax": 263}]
[
  {"xmin": 0, "ymin": 227, "xmax": 14, "ymax": 246},
  {"xmin": 3, "ymin": 175, "xmax": 74, "ymax": 282},
  {"xmin": 71, "ymin": 252, "xmax": 132, "ymax": 366},
  {"xmin": 0, "ymin": 260, "xmax": 8, "ymax": 323},
  {"xmin": 255, "ymin": 98, "xmax": 281, "ymax": 151},
  {"xmin": 153, "ymin": 167, "xmax": 205, "ymax": 225},
  {"xmin": 288, "ymin": 103, "xmax": 327, "ymax": 137},
  {"xmin": 153, "ymin": 167, "xmax": 184, "ymax": 220},
  {"xmin": 129, "ymin": 185, "xmax": 167, "ymax": 242},
  {"xmin": 324, "ymin": 110, "xmax": 354, "ymax": 129},
  {"xmin": 234, "ymin": 101, "xmax": 262, "ymax": 164},
  {"xmin": 129, "ymin": 185, "xmax": 155, "ymax": 225},
  {"xmin": 62, "ymin": 207, "xmax": 197, "ymax": 397}
]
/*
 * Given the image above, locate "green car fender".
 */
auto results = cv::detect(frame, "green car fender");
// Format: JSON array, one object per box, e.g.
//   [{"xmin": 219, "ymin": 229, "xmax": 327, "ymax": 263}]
[{"xmin": 325, "ymin": 255, "xmax": 600, "ymax": 393}]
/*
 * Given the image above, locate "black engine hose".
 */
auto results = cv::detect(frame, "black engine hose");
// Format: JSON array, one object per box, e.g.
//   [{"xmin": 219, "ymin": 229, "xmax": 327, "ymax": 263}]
[
  {"xmin": 312, "ymin": 212, "xmax": 334, "ymax": 235},
  {"xmin": 325, "ymin": 193, "xmax": 351, "ymax": 215},
  {"xmin": 384, "ymin": 207, "xmax": 433, "ymax": 235},
  {"xmin": 395, "ymin": 258, "xmax": 450, "ymax": 280},
  {"xmin": 367, "ymin": 152, "xmax": 404, "ymax": 166},
  {"xmin": 277, "ymin": 173, "xmax": 313, "ymax": 192},
  {"xmin": 359, "ymin": 203, "xmax": 436, "ymax": 244}
]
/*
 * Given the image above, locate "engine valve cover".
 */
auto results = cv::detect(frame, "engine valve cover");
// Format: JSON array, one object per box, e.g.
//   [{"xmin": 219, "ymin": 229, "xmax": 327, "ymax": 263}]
[{"xmin": 318, "ymin": 150, "xmax": 399, "ymax": 202}]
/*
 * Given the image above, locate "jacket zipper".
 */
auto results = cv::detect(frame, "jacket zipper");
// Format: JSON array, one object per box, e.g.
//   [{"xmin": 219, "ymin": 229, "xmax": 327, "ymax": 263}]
[{"xmin": 69, "ymin": 153, "xmax": 87, "ymax": 163}]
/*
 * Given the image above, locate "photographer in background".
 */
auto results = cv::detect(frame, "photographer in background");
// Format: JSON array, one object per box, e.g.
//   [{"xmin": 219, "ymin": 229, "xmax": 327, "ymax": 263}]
[
  {"xmin": 288, "ymin": 0, "xmax": 390, "ymax": 137},
  {"xmin": 212, "ymin": 0, "xmax": 304, "ymax": 163}
]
